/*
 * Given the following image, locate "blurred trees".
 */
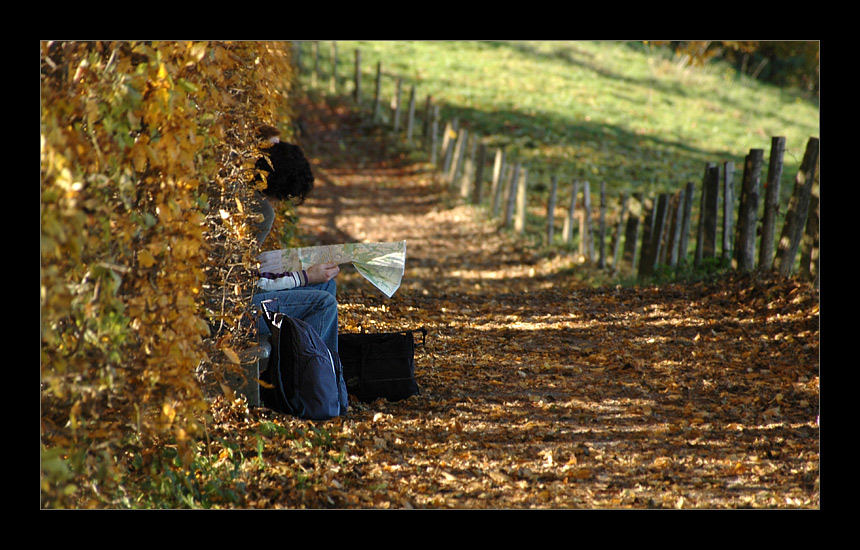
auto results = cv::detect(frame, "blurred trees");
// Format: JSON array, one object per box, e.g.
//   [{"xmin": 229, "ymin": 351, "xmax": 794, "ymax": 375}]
[
  {"xmin": 657, "ymin": 41, "xmax": 819, "ymax": 95},
  {"xmin": 732, "ymin": 41, "xmax": 819, "ymax": 95}
]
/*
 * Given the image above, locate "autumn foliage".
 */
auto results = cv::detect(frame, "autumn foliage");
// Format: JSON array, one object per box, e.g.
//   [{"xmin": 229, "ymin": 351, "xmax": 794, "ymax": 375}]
[
  {"xmin": 180, "ymin": 95, "xmax": 818, "ymax": 509},
  {"xmin": 40, "ymin": 41, "xmax": 297, "ymax": 506},
  {"xmin": 40, "ymin": 41, "xmax": 819, "ymax": 509}
]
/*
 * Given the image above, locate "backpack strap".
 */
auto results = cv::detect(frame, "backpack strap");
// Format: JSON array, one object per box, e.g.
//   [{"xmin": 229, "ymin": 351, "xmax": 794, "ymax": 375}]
[{"xmin": 259, "ymin": 300, "xmax": 305, "ymax": 417}]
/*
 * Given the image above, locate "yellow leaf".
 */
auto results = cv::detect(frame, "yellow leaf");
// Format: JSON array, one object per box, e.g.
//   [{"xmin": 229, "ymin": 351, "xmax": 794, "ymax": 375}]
[
  {"xmin": 222, "ymin": 346, "xmax": 241, "ymax": 364},
  {"xmin": 440, "ymin": 471, "xmax": 458, "ymax": 483},
  {"xmin": 138, "ymin": 249, "xmax": 156, "ymax": 268},
  {"xmin": 162, "ymin": 402, "xmax": 176, "ymax": 423},
  {"xmin": 220, "ymin": 383, "xmax": 236, "ymax": 401},
  {"xmin": 652, "ymin": 456, "xmax": 673, "ymax": 469},
  {"xmin": 489, "ymin": 471, "xmax": 512, "ymax": 484},
  {"xmin": 763, "ymin": 406, "xmax": 781, "ymax": 419},
  {"xmin": 566, "ymin": 468, "xmax": 592, "ymax": 480}
]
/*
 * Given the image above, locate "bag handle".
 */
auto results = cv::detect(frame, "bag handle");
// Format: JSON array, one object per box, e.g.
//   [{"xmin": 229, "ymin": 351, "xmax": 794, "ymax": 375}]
[
  {"xmin": 357, "ymin": 326, "xmax": 427, "ymax": 346},
  {"xmin": 411, "ymin": 327, "xmax": 427, "ymax": 346}
]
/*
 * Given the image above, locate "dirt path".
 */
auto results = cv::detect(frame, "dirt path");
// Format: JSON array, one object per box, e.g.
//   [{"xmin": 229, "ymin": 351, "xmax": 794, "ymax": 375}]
[{"xmin": 252, "ymin": 94, "xmax": 820, "ymax": 509}]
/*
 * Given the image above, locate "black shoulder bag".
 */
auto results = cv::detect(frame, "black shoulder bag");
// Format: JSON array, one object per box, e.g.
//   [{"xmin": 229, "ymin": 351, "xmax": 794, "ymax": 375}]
[{"xmin": 338, "ymin": 328, "xmax": 426, "ymax": 403}]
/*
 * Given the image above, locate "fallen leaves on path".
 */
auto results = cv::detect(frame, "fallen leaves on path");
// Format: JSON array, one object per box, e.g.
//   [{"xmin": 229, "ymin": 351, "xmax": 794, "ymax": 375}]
[{"xmin": 207, "ymin": 94, "xmax": 819, "ymax": 509}]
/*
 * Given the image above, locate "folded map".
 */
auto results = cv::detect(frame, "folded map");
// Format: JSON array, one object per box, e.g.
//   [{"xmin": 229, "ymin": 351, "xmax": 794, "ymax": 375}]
[{"xmin": 257, "ymin": 240, "xmax": 406, "ymax": 298}]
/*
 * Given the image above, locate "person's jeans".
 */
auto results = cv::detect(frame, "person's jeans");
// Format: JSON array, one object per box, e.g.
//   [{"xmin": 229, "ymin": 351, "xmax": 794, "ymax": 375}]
[{"xmin": 253, "ymin": 279, "xmax": 338, "ymax": 354}]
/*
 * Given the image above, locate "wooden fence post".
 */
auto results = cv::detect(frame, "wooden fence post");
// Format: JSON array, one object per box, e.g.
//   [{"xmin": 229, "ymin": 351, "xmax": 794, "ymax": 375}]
[
  {"xmin": 800, "ymin": 162, "xmax": 820, "ymax": 282},
  {"xmin": 695, "ymin": 163, "xmax": 714, "ymax": 268},
  {"xmin": 494, "ymin": 163, "xmax": 509, "ymax": 220},
  {"xmin": 611, "ymin": 192, "xmax": 629, "ymax": 272},
  {"xmin": 668, "ymin": 189, "xmax": 685, "ymax": 268},
  {"xmin": 460, "ymin": 134, "xmax": 477, "ymax": 199},
  {"xmin": 722, "ymin": 161, "xmax": 735, "ymax": 264},
  {"xmin": 678, "ymin": 182, "xmax": 695, "ymax": 265},
  {"xmin": 598, "ymin": 182, "xmax": 607, "ymax": 269},
  {"xmin": 439, "ymin": 121, "xmax": 453, "ymax": 170},
  {"xmin": 638, "ymin": 196, "xmax": 655, "ymax": 278},
  {"xmin": 353, "ymin": 50, "xmax": 361, "ymax": 104},
  {"xmin": 429, "ymin": 105, "xmax": 440, "ymax": 165},
  {"xmin": 448, "ymin": 128, "xmax": 468, "ymax": 186},
  {"xmin": 441, "ymin": 119, "xmax": 458, "ymax": 174},
  {"xmin": 702, "ymin": 163, "xmax": 720, "ymax": 260},
  {"xmin": 759, "ymin": 136, "xmax": 786, "ymax": 268},
  {"xmin": 330, "ymin": 42, "xmax": 338, "ymax": 93},
  {"xmin": 581, "ymin": 181, "xmax": 594, "ymax": 260},
  {"xmin": 504, "ymin": 163, "xmax": 520, "ymax": 229},
  {"xmin": 472, "ymin": 142, "xmax": 488, "ymax": 205},
  {"xmin": 392, "ymin": 77, "xmax": 403, "ymax": 133},
  {"xmin": 423, "ymin": 95, "xmax": 433, "ymax": 142},
  {"xmin": 406, "ymin": 86, "xmax": 416, "ymax": 143},
  {"xmin": 775, "ymin": 137, "xmax": 820, "ymax": 276},
  {"xmin": 661, "ymin": 192, "xmax": 673, "ymax": 267},
  {"xmin": 640, "ymin": 194, "xmax": 670, "ymax": 277},
  {"xmin": 372, "ymin": 61, "xmax": 382, "ymax": 122},
  {"xmin": 563, "ymin": 180, "xmax": 579, "ymax": 246},
  {"xmin": 735, "ymin": 149, "xmax": 764, "ymax": 271},
  {"xmin": 623, "ymin": 193, "xmax": 642, "ymax": 274},
  {"xmin": 546, "ymin": 175, "xmax": 559, "ymax": 245},
  {"xmin": 514, "ymin": 167, "xmax": 529, "ymax": 235},
  {"xmin": 491, "ymin": 149, "xmax": 506, "ymax": 218},
  {"xmin": 660, "ymin": 192, "xmax": 674, "ymax": 267},
  {"xmin": 659, "ymin": 193, "xmax": 673, "ymax": 269}
]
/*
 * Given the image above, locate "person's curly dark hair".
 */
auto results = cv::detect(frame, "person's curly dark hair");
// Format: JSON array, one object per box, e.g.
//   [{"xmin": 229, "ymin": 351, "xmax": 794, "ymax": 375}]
[{"xmin": 255, "ymin": 141, "xmax": 315, "ymax": 204}]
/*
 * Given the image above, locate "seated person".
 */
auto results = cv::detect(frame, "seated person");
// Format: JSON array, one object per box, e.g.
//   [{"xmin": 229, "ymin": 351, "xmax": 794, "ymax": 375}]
[{"xmin": 251, "ymin": 125, "xmax": 340, "ymax": 355}]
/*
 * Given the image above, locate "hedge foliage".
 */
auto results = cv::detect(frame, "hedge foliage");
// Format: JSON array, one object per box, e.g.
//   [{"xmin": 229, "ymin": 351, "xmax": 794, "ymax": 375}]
[{"xmin": 40, "ymin": 41, "xmax": 296, "ymax": 507}]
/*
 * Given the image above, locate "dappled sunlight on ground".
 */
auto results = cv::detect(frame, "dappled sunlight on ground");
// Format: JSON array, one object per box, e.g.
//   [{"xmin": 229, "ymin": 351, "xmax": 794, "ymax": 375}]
[{"xmin": 228, "ymin": 93, "xmax": 819, "ymax": 509}]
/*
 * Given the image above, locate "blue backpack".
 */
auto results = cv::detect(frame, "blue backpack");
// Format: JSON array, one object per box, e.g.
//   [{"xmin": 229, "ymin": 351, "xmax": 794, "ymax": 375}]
[{"xmin": 259, "ymin": 300, "xmax": 348, "ymax": 420}]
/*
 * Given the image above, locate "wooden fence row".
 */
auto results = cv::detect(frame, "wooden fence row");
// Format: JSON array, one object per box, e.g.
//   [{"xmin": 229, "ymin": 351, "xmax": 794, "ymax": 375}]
[{"xmin": 293, "ymin": 42, "xmax": 820, "ymax": 287}]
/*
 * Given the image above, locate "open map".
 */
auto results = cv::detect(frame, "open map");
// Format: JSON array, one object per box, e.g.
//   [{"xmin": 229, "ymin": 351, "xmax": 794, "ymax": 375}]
[{"xmin": 257, "ymin": 241, "xmax": 407, "ymax": 298}]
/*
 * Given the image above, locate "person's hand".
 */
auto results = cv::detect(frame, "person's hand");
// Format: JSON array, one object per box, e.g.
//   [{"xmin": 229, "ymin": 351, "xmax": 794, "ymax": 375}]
[{"xmin": 305, "ymin": 262, "xmax": 340, "ymax": 285}]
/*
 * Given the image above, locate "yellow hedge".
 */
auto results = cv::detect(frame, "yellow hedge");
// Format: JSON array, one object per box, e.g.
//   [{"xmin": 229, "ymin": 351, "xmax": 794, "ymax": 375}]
[{"xmin": 40, "ymin": 41, "xmax": 295, "ymax": 507}]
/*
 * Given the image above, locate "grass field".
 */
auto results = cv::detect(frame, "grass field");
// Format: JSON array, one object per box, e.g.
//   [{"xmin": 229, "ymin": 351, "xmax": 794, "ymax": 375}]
[{"xmin": 298, "ymin": 40, "xmax": 818, "ymax": 204}]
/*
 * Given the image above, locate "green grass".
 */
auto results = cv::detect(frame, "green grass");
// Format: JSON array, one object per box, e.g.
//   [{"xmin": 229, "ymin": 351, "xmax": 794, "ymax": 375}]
[
  {"xmin": 299, "ymin": 40, "xmax": 818, "ymax": 202},
  {"xmin": 297, "ymin": 40, "xmax": 818, "ymax": 279}
]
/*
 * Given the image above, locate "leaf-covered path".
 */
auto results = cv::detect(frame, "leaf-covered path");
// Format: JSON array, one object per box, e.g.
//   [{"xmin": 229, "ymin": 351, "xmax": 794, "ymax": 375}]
[{"xmin": 224, "ymin": 94, "xmax": 819, "ymax": 509}]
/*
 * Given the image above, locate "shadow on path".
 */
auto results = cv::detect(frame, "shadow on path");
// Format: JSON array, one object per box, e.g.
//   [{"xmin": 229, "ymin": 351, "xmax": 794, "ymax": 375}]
[{"xmin": 284, "ymin": 92, "xmax": 819, "ymax": 509}]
